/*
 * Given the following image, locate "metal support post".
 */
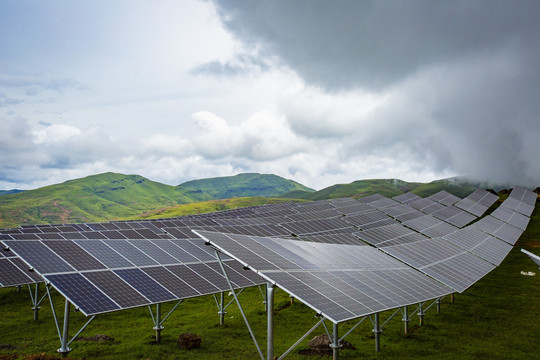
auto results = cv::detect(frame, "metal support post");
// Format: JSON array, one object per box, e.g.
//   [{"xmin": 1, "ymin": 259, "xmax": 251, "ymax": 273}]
[
  {"xmin": 331, "ymin": 322, "xmax": 339, "ymax": 360},
  {"xmin": 290, "ymin": 295, "xmax": 295, "ymax": 305},
  {"xmin": 436, "ymin": 298, "xmax": 441, "ymax": 314},
  {"xmin": 57, "ymin": 299, "xmax": 71, "ymax": 356},
  {"xmin": 153, "ymin": 303, "xmax": 164, "ymax": 343},
  {"xmin": 215, "ymin": 250, "xmax": 264, "ymax": 360},
  {"xmin": 267, "ymin": 283, "xmax": 275, "ymax": 360},
  {"xmin": 402, "ymin": 306, "xmax": 410, "ymax": 334},
  {"xmin": 28, "ymin": 283, "xmax": 42, "ymax": 321},
  {"xmin": 219, "ymin": 292, "xmax": 227, "ymax": 325},
  {"xmin": 451, "ymin": 293, "xmax": 455, "ymax": 304},
  {"xmin": 16, "ymin": 285, "xmax": 21, "ymax": 293},
  {"xmin": 418, "ymin": 302, "xmax": 424, "ymax": 327},
  {"xmin": 373, "ymin": 313, "xmax": 382, "ymax": 352}
]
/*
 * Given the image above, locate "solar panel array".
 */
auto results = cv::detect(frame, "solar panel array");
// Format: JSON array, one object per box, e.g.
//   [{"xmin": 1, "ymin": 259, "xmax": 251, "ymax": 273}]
[
  {"xmin": 0, "ymin": 186, "xmax": 535, "ymax": 325},
  {"xmin": 196, "ymin": 231, "xmax": 453, "ymax": 323}
]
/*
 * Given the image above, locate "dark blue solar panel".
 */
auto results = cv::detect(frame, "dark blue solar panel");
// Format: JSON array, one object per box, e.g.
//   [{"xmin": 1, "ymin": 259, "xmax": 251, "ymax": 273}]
[
  {"xmin": 103, "ymin": 240, "xmax": 158, "ymax": 266},
  {"xmin": 114, "ymin": 268, "xmax": 175, "ymax": 303},
  {"xmin": 3, "ymin": 240, "xmax": 75, "ymax": 274},
  {"xmin": 83, "ymin": 270, "xmax": 150, "ymax": 308},
  {"xmin": 46, "ymin": 273, "xmax": 119, "ymax": 315},
  {"xmin": 73, "ymin": 240, "xmax": 134, "ymax": 269}
]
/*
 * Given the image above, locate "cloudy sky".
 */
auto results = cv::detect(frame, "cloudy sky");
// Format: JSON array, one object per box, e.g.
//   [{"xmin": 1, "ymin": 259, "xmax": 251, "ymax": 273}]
[{"xmin": 1, "ymin": 0, "xmax": 539, "ymax": 191}]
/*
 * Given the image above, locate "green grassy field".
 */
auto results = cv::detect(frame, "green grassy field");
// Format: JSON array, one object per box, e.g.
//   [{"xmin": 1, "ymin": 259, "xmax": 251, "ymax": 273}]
[{"xmin": 1, "ymin": 204, "xmax": 539, "ymax": 360}]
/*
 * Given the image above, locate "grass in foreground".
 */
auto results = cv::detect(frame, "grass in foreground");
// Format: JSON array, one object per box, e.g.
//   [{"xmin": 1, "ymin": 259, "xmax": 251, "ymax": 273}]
[{"xmin": 1, "ymin": 209, "xmax": 539, "ymax": 360}]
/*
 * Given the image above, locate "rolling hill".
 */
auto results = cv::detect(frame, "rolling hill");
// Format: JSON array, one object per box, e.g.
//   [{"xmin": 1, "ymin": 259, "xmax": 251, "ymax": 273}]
[
  {"xmin": 0, "ymin": 172, "xmax": 312, "ymax": 227},
  {"xmin": 0, "ymin": 172, "xmax": 518, "ymax": 228},
  {"xmin": 178, "ymin": 173, "xmax": 315, "ymax": 199},
  {"xmin": 279, "ymin": 177, "xmax": 484, "ymax": 200},
  {"xmin": 0, "ymin": 173, "xmax": 209, "ymax": 228}
]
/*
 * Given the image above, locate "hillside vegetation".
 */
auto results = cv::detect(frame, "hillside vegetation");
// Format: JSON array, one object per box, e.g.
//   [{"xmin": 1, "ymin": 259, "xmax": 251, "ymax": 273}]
[
  {"xmin": 0, "ymin": 172, "xmax": 310, "ymax": 227},
  {"xmin": 280, "ymin": 177, "xmax": 482, "ymax": 200},
  {"xmin": 179, "ymin": 173, "xmax": 315, "ymax": 199}
]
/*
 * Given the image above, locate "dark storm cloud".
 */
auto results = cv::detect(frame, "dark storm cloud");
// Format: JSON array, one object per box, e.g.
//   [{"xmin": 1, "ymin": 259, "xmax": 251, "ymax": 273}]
[
  {"xmin": 210, "ymin": 0, "xmax": 540, "ymax": 187},
  {"xmin": 211, "ymin": 0, "xmax": 540, "ymax": 91}
]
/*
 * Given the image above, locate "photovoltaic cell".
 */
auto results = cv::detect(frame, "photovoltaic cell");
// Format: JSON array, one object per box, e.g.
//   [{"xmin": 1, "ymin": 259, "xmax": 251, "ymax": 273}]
[
  {"xmin": 103, "ymin": 240, "xmax": 158, "ymax": 266},
  {"xmin": 141, "ymin": 266, "xmax": 200, "ymax": 298},
  {"xmin": 0, "ymin": 258, "xmax": 35, "ymax": 286},
  {"xmin": 166, "ymin": 264, "xmax": 220, "ymax": 295},
  {"xmin": 83, "ymin": 270, "xmax": 150, "ymax": 308},
  {"xmin": 3, "ymin": 240, "xmax": 75, "ymax": 274},
  {"xmin": 42, "ymin": 240, "xmax": 107, "ymax": 271},
  {"xmin": 73, "ymin": 240, "xmax": 134, "ymax": 269},
  {"xmin": 392, "ymin": 192, "xmax": 422, "ymax": 204},
  {"xmin": 45, "ymin": 273, "xmax": 120, "ymax": 315},
  {"xmin": 114, "ymin": 268, "xmax": 175, "ymax": 303}
]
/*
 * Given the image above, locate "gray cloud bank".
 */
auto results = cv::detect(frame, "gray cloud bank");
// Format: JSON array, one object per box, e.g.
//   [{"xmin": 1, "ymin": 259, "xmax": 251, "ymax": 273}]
[{"xmin": 210, "ymin": 0, "xmax": 540, "ymax": 187}]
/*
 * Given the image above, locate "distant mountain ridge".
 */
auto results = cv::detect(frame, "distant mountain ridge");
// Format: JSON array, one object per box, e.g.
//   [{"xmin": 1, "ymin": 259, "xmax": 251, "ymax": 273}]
[
  {"xmin": 178, "ymin": 173, "xmax": 315, "ymax": 199},
  {"xmin": 0, "ymin": 172, "xmax": 312, "ymax": 227},
  {"xmin": 0, "ymin": 189, "xmax": 24, "ymax": 196},
  {"xmin": 0, "ymin": 172, "xmax": 506, "ymax": 228}
]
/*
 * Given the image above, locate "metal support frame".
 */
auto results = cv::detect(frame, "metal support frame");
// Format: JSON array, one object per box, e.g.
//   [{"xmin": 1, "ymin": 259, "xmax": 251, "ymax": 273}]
[
  {"xmin": 436, "ymin": 298, "xmax": 442, "ymax": 314},
  {"xmin": 215, "ymin": 250, "xmax": 264, "ymax": 360},
  {"xmin": 402, "ymin": 306, "xmax": 410, "ymax": 334},
  {"xmin": 331, "ymin": 322, "xmax": 340, "ymax": 360},
  {"xmin": 417, "ymin": 302, "xmax": 424, "ymax": 327},
  {"xmin": 213, "ymin": 288, "xmax": 244, "ymax": 325},
  {"xmin": 46, "ymin": 284, "xmax": 96, "ymax": 357},
  {"xmin": 451, "ymin": 293, "xmax": 455, "ymax": 304},
  {"xmin": 28, "ymin": 283, "xmax": 47, "ymax": 321},
  {"xmin": 148, "ymin": 299, "xmax": 183, "ymax": 343},
  {"xmin": 277, "ymin": 317, "xmax": 326, "ymax": 360},
  {"xmin": 372, "ymin": 313, "xmax": 382, "ymax": 352},
  {"xmin": 339, "ymin": 316, "xmax": 367, "ymax": 343},
  {"xmin": 259, "ymin": 284, "xmax": 268, "ymax": 311},
  {"xmin": 267, "ymin": 283, "xmax": 275, "ymax": 360}
]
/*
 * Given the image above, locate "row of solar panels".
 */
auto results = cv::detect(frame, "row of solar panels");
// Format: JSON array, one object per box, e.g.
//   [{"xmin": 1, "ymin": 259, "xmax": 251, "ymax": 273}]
[
  {"xmin": 199, "ymin": 187, "xmax": 536, "ymax": 323},
  {"xmin": 0, "ymin": 187, "xmax": 535, "ymax": 323}
]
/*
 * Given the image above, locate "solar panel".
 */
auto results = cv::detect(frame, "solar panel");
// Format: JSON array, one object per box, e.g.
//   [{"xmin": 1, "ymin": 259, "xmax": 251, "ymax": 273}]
[
  {"xmin": 197, "ymin": 231, "xmax": 453, "ymax": 323},
  {"xmin": 471, "ymin": 216, "xmax": 524, "ymax": 245},
  {"xmin": 392, "ymin": 192, "xmax": 422, "ymax": 204},
  {"xmin": 73, "ymin": 240, "xmax": 134, "ymax": 269},
  {"xmin": 443, "ymin": 227, "xmax": 512, "ymax": 266},
  {"xmin": 114, "ymin": 268, "xmax": 176, "ymax": 303},
  {"xmin": 431, "ymin": 205, "xmax": 477, "ymax": 228},
  {"xmin": 4, "ymin": 240, "xmax": 75, "ymax": 274},
  {"xmin": 45, "ymin": 273, "xmax": 120, "ymax": 316},
  {"xmin": 83, "ymin": 270, "xmax": 151, "ymax": 308},
  {"xmin": 42, "ymin": 240, "xmax": 107, "ymax": 271},
  {"xmin": 0, "ymin": 258, "xmax": 36, "ymax": 287},
  {"xmin": 428, "ymin": 190, "xmax": 461, "ymax": 206},
  {"xmin": 382, "ymin": 239, "xmax": 496, "ymax": 292},
  {"xmin": 509, "ymin": 186, "xmax": 537, "ymax": 205},
  {"xmin": 500, "ymin": 196, "xmax": 535, "ymax": 217},
  {"xmin": 490, "ymin": 206, "xmax": 530, "ymax": 231},
  {"xmin": 354, "ymin": 223, "xmax": 428, "ymax": 247},
  {"xmin": 141, "ymin": 266, "xmax": 201, "ymax": 299},
  {"xmin": 102, "ymin": 240, "xmax": 158, "ymax": 266}
]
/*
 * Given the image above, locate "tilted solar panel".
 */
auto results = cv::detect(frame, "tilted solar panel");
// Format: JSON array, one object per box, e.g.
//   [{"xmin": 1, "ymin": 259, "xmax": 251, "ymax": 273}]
[{"xmin": 197, "ymin": 230, "xmax": 452, "ymax": 323}]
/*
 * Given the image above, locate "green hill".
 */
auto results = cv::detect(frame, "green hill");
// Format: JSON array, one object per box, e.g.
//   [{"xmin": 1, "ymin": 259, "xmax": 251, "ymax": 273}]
[
  {"xmin": 178, "ymin": 173, "xmax": 315, "ymax": 199},
  {"xmin": 0, "ymin": 172, "xmax": 211, "ymax": 228},
  {"xmin": 280, "ymin": 177, "xmax": 485, "ymax": 201}
]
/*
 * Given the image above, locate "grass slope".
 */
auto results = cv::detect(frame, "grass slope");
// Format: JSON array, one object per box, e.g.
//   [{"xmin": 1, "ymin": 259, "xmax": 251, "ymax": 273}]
[
  {"xmin": 0, "ymin": 173, "xmax": 209, "ymax": 228},
  {"xmin": 132, "ymin": 197, "xmax": 302, "ymax": 220},
  {"xmin": 0, "ymin": 202, "xmax": 538, "ymax": 359},
  {"xmin": 178, "ymin": 173, "xmax": 315, "ymax": 199}
]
